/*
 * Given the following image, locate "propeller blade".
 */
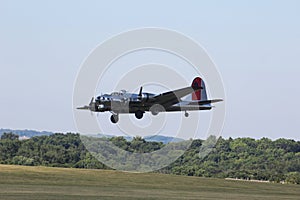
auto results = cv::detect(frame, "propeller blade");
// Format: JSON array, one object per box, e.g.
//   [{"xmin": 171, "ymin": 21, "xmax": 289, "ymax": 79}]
[
  {"xmin": 77, "ymin": 106, "xmax": 90, "ymax": 110},
  {"xmin": 138, "ymin": 87, "xmax": 143, "ymax": 96},
  {"xmin": 89, "ymin": 97, "xmax": 94, "ymax": 105},
  {"xmin": 138, "ymin": 87, "xmax": 143, "ymax": 100}
]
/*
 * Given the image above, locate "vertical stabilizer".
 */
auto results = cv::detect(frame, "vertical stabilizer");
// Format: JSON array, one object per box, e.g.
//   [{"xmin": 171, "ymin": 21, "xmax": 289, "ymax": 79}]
[{"xmin": 192, "ymin": 77, "xmax": 207, "ymax": 101}]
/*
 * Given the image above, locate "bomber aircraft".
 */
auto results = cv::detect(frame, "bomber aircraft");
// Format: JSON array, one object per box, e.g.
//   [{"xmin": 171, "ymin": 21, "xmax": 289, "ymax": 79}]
[{"xmin": 77, "ymin": 77, "xmax": 222, "ymax": 123}]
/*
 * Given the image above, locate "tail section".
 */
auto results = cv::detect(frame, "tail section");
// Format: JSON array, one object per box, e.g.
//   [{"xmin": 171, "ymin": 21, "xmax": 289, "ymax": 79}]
[{"xmin": 191, "ymin": 77, "xmax": 207, "ymax": 101}]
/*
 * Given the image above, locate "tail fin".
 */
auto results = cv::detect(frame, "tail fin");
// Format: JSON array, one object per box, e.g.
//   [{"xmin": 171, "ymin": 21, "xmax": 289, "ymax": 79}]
[{"xmin": 192, "ymin": 77, "xmax": 207, "ymax": 101}]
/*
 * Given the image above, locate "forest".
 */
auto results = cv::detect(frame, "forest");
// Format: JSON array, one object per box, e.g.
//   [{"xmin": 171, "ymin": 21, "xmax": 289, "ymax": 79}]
[{"xmin": 0, "ymin": 132, "xmax": 299, "ymax": 184}]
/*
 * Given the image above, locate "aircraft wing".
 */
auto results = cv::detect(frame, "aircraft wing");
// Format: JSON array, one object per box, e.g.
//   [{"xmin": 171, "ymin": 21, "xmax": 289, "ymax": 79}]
[{"xmin": 151, "ymin": 86, "xmax": 201, "ymax": 107}]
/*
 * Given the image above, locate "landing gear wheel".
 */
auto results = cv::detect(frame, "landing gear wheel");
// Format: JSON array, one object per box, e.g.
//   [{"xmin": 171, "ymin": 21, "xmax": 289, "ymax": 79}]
[
  {"xmin": 150, "ymin": 104, "xmax": 164, "ymax": 116},
  {"xmin": 110, "ymin": 114, "xmax": 119, "ymax": 123},
  {"xmin": 151, "ymin": 110, "xmax": 159, "ymax": 116},
  {"xmin": 184, "ymin": 112, "xmax": 189, "ymax": 117},
  {"xmin": 135, "ymin": 110, "xmax": 144, "ymax": 119}
]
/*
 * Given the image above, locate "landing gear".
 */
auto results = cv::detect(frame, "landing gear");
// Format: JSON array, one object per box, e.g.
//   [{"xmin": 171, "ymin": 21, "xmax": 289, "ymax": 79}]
[
  {"xmin": 184, "ymin": 111, "xmax": 189, "ymax": 117},
  {"xmin": 135, "ymin": 110, "xmax": 144, "ymax": 119},
  {"xmin": 151, "ymin": 110, "xmax": 159, "ymax": 116},
  {"xmin": 110, "ymin": 114, "xmax": 119, "ymax": 123},
  {"xmin": 150, "ymin": 104, "xmax": 164, "ymax": 116}
]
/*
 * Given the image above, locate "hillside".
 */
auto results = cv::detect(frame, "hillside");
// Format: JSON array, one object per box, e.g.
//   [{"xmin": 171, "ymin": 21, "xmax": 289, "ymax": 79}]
[
  {"xmin": 0, "ymin": 164, "xmax": 299, "ymax": 200},
  {"xmin": 0, "ymin": 128, "xmax": 53, "ymax": 138},
  {"xmin": 0, "ymin": 129, "xmax": 182, "ymax": 143}
]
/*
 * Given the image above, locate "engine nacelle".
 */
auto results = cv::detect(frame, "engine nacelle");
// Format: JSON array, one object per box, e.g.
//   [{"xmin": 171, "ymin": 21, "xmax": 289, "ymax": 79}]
[{"xmin": 139, "ymin": 93, "xmax": 154, "ymax": 101}]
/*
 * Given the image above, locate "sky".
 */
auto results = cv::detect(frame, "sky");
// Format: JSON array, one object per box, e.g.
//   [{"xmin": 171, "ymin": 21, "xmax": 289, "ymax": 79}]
[{"xmin": 0, "ymin": 0, "xmax": 300, "ymax": 140}]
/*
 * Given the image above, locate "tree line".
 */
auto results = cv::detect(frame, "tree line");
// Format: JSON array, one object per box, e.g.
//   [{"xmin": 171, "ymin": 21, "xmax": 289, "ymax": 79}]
[{"xmin": 0, "ymin": 132, "xmax": 299, "ymax": 184}]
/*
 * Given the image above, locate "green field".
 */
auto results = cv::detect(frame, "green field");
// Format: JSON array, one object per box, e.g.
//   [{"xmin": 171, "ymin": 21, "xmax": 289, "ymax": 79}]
[{"xmin": 0, "ymin": 165, "xmax": 299, "ymax": 200}]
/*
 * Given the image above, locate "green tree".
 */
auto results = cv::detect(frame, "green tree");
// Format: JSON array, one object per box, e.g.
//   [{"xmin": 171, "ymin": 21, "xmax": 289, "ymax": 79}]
[
  {"xmin": 1, "ymin": 132, "xmax": 19, "ymax": 140},
  {"xmin": 285, "ymin": 172, "xmax": 300, "ymax": 184}
]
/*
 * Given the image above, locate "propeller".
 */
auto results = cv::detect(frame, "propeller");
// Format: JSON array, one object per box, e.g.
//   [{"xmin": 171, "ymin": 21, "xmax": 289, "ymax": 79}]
[
  {"xmin": 89, "ymin": 97, "xmax": 94, "ymax": 106},
  {"xmin": 89, "ymin": 97, "xmax": 94, "ymax": 116},
  {"xmin": 77, "ymin": 97, "xmax": 97, "ymax": 116},
  {"xmin": 138, "ymin": 86, "xmax": 143, "ymax": 101}
]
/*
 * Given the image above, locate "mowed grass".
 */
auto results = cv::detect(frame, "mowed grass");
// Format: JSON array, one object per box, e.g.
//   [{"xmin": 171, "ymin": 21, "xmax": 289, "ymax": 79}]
[{"xmin": 0, "ymin": 165, "xmax": 299, "ymax": 200}]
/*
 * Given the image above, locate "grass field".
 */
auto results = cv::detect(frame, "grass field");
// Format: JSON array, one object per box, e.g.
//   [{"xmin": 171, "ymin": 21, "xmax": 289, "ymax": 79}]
[{"xmin": 0, "ymin": 165, "xmax": 299, "ymax": 200}]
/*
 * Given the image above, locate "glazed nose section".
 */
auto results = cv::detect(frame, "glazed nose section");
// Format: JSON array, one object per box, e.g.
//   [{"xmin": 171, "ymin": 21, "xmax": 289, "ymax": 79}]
[{"xmin": 97, "ymin": 104, "xmax": 106, "ymax": 111}]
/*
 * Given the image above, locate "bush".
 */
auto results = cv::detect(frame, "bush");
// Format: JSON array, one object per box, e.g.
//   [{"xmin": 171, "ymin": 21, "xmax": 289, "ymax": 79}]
[{"xmin": 285, "ymin": 172, "xmax": 300, "ymax": 184}]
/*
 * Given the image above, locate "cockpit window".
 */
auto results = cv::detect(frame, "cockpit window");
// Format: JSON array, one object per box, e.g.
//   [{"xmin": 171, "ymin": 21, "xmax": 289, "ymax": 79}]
[{"xmin": 111, "ymin": 90, "xmax": 127, "ymax": 96}]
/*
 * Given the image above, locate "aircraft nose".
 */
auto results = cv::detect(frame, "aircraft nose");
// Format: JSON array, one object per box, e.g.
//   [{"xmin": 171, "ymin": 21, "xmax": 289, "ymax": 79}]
[{"xmin": 97, "ymin": 96, "xmax": 105, "ymax": 102}]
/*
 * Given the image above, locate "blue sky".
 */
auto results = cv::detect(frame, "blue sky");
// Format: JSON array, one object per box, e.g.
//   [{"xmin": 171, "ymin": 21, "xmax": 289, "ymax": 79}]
[{"xmin": 0, "ymin": 0, "xmax": 300, "ymax": 139}]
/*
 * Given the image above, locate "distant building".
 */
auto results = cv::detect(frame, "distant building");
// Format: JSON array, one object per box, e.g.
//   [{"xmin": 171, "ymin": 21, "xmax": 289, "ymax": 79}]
[{"xmin": 19, "ymin": 136, "xmax": 30, "ymax": 140}]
